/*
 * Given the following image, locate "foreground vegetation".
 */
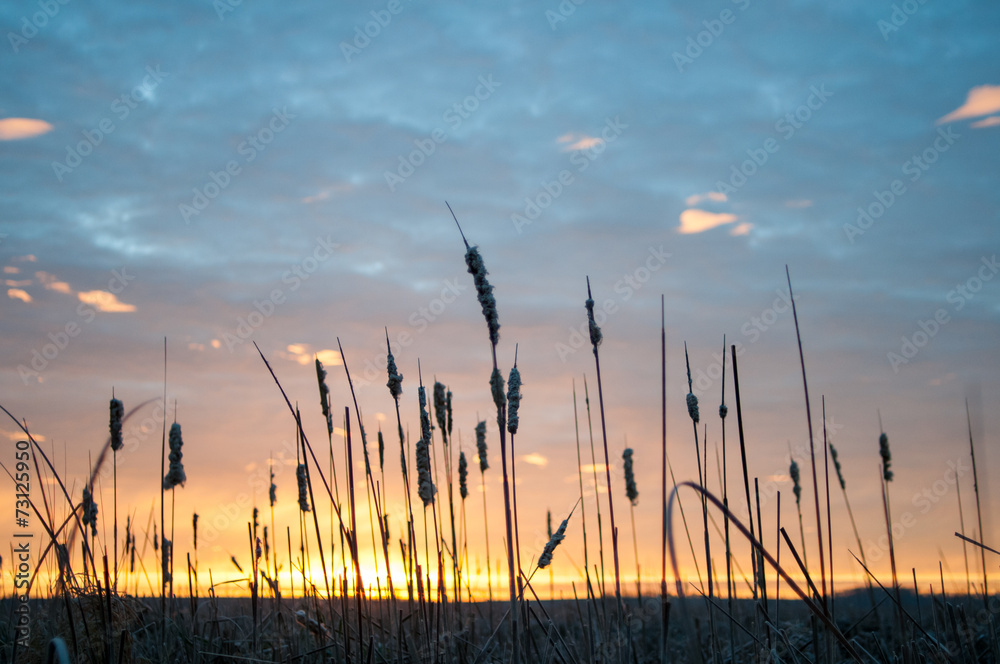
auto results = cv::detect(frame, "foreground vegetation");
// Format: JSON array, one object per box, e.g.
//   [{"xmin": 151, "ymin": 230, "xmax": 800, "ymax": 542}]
[{"xmin": 2, "ymin": 206, "xmax": 997, "ymax": 662}]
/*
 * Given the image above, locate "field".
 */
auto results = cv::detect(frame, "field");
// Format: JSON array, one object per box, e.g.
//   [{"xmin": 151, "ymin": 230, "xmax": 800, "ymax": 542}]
[{"xmin": 2, "ymin": 214, "xmax": 997, "ymax": 663}]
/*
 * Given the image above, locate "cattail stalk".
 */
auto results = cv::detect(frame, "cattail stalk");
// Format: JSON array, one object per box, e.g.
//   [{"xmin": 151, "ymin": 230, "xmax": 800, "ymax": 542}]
[
  {"xmin": 476, "ymin": 420, "xmax": 494, "ymax": 622},
  {"xmin": 110, "ymin": 395, "xmax": 123, "ymax": 589},
  {"xmin": 623, "ymin": 447, "xmax": 641, "ymax": 600}
]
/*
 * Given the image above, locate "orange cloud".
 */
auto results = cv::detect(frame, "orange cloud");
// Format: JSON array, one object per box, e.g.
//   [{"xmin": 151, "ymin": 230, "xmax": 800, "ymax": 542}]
[
  {"xmin": 729, "ymin": 222, "xmax": 753, "ymax": 236},
  {"xmin": 0, "ymin": 118, "xmax": 53, "ymax": 140},
  {"xmin": 77, "ymin": 290, "xmax": 136, "ymax": 312},
  {"xmin": 521, "ymin": 453, "xmax": 548, "ymax": 467},
  {"xmin": 685, "ymin": 192, "xmax": 728, "ymax": 206},
  {"xmin": 971, "ymin": 116, "xmax": 1000, "ymax": 129},
  {"xmin": 938, "ymin": 85, "xmax": 1000, "ymax": 124},
  {"xmin": 7, "ymin": 288, "xmax": 32, "ymax": 303},
  {"xmin": 678, "ymin": 209, "xmax": 738, "ymax": 234}
]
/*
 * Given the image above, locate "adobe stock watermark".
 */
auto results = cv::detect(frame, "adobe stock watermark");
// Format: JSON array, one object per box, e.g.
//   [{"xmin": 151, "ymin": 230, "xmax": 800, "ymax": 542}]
[
  {"xmin": 340, "ymin": 0, "xmax": 411, "ymax": 63},
  {"xmin": 555, "ymin": 244, "xmax": 671, "ymax": 363},
  {"xmin": 843, "ymin": 125, "xmax": 960, "ymax": 243},
  {"xmin": 17, "ymin": 267, "xmax": 135, "ymax": 385},
  {"xmin": 690, "ymin": 287, "xmax": 795, "ymax": 397},
  {"xmin": 179, "ymin": 107, "xmax": 296, "ymax": 223},
  {"xmin": 355, "ymin": 277, "xmax": 468, "ymax": 387},
  {"xmin": 545, "ymin": 0, "xmax": 586, "ymax": 30},
  {"xmin": 52, "ymin": 65, "xmax": 169, "ymax": 182},
  {"xmin": 221, "ymin": 235, "xmax": 340, "ymax": 351},
  {"xmin": 888, "ymin": 254, "xmax": 998, "ymax": 373},
  {"xmin": 384, "ymin": 75, "xmax": 501, "ymax": 192},
  {"xmin": 7, "ymin": 0, "xmax": 71, "ymax": 53},
  {"xmin": 213, "ymin": 0, "xmax": 244, "ymax": 20},
  {"xmin": 511, "ymin": 116, "xmax": 628, "ymax": 234},
  {"xmin": 877, "ymin": 0, "xmax": 929, "ymax": 41},
  {"xmin": 714, "ymin": 84, "xmax": 833, "ymax": 198},
  {"xmin": 672, "ymin": 0, "xmax": 752, "ymax": 73}
]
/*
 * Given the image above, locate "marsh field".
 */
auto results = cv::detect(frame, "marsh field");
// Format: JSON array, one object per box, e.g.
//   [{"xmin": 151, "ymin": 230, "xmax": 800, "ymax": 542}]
[{"xmin": 2, "ymin": 215, "xmax": 997, "ymax": 664}]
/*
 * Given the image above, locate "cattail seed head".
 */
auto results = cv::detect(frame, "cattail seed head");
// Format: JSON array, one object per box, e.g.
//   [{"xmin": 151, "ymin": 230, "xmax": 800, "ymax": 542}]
[
  {"xmin": 163, "ymin": 422, "xmax": 187, "ymax": 490},
  {"xmin": 830, "ymin": 443, "xmax": 846, "ymax": 490},
  {"xmin": 465, "ymin": 245, "xmax": 500, "ymax": 346},
  {"xmin": 81, "ymin": 486, "xmax": 98, "ymax": 536},
  {"xmin": 623, "ymin": 447, "xmax": 638, "ymax": 505},
  {"xmin": 446, "ymin": 390, "xmax": 453, "ymax": 437},
  {"xmin": 109, "ymin": 397, "xmax": 124, "ymax": 452},
  {"xmin": 686, "ymin": 392, "xmax": 700, "ymax": 424},
  {"xmin": 263, "ymin": 526, "xmax": 269, "ymax": 561},
  {"xmin": 316, "ymin": 358, "xmax": 333, "ymax": 436},
  {"xmin": 296, "ymin": 463, "xmax": 311, "ymax": 512},
  {"xmin": 790, "ymin": 458, "xmax": 802, "ymax": 505},
  {"xmin": 506, "ymin": 365, "xmax": 522, "ymax": 435},
  {"xmin": 490, "ymin": 368, "xmax": 506, "ymax": 429},
  {"xmin": 253, "ymin": 507, "xmax": 259, "ymax": 531},
  {"xmin": 418, "ymin": 386, "xmax": 433, "ymax": 444},
  {"xmin": 162, "ymin": 536, "xmax": 171, "ymax": 584},
  {"xmin": 434, "ymin": 382, "xmax": 448, "ymax": 442},
  {"xmin": 255, "ymin": 536, "xmax": 262, "ymax": 562},
  {"xmin": 585, "ymin": 296, "xmax": 602, "ymax": 348},
  {"xmin": 879, "ymin": 432, "xmax": 893, "ymax": 482},
  {"xmin": 719, "ymin": 403, "xmax": 728, "ymax": 420},
  {"xmin": 416, "ymin": 434, "xmax": 436, "ymax": 507},
  {"xmin": 378, "ymin": 429, "xmax": 385, "ymax": 473},
  {"xmin": 459, "ymin": 451, "xmax": 469, "ymax": 500},
  {"xmin": 539, "ymin": 513, "xmax": 571, "ymax": 569},
  {"xmin": 269, "ymin": 466, "xmax": 277, "ymax": 507},
  {"xmin": 386, "ymin": 349, "xmax": 403, "ymax": 401},
  {"xmin": 475, "ymin": 421, "xmax": 489, "ymax": 472},
  {"xmin": 547, "ymin": 510, "xmax": 552, "ymax": 538},
  {"xmin": 193, "ymin": 513, "xmax": 199, "ymax": 550}
]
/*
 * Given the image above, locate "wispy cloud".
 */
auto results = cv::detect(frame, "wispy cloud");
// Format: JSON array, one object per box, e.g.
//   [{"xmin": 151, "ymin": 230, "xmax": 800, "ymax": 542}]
[
  {"xmin": 7, "ymin": 288, "xmax": 31, "ymax": 303},
  {"xmin": 937, "ymin": 85, "xmax": 1000, "ymax": 124},
  {"xmin": 521, "ymin": 452, "xmax": 548, "ymax": 467},
  {"xmin": 0, "ymin": 117, "xmax": 53, "ymax": 140},
  {"xmin": 77, "ymin": 291, "xmax": 136, "ymax": 312},
  {"xmin": 678, "ymin": 209, "xmax": 739, "ymax": 234}
]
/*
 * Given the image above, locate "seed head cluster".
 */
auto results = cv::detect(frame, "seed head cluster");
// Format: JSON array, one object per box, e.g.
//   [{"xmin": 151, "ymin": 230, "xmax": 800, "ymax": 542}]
[{"xmin": 109, "ymin": 397, "xmax": 124, "ymax": 452}]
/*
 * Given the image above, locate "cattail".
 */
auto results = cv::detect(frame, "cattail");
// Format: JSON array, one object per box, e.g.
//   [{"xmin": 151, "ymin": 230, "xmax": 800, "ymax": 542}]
[
  {"xmin": 263, "ymin": 526, "xmax": 270, "ymax": 561},
  {"xmin": 377, "ymin": 429, "xmax": 385, "ymax": 472},
  {"xmin": 434, "ymin": 381, "xmax": 448, "ymax": 441},
  {"xmin": 459, "ymin": 451, "xmax": 469, "ymax": 499},
  {"xmin": 416, "ymin": 434, "xmax": 436, "ymax": 506},
  {"xmin": 193, "ymin": 513, "xmax": 199, "ymax": 550},
  {"xmin": 296, "ymin": 463, "xmax": 310, "ymax": 512},
  {"xmin": 163, "ymin": 422, "xmax": 187, "ymax": 490},
  {"xmin": 418, "ymin": 386, "xmax": 433, "ymax": 443},
  {"xmin": 154, "ymin": 523, "xmax": 158, "ymax": 551},
  {"xmin": 585, "ymin": 295, "xmax": 602, "ymax": 349},
  {"xmin": 879, "ymin": 432, "xmax": 893, "ymax": 482},
  {"xmin": 446, "ymin": 389, "xmax": 453, "ymax": 437},
  {"xmin": 386, "ymin": 346, "xmax": 404, "ymax": 401},
  {"xmin": 506, "ymin": 365, "xmax": 522, "ymax": 435},
  {"xmin": 476, "ymin": 421, "xmax": 489, "ymax": 472},
  {"xmin": 538, "ymin": 511, "xmax": 571, "ymax": 569},
  {"xmin": 162, "ymin": 536, "xmax": 172, "ymax": 584},
  {"xmin": 109, "ymin": 398, "xmax": 124, "ymax": 452},
  {"xmin": 686, "ymin": 392, "xmax": 700, "ymax": 425},
  {"xmin": 830, "ymin": 443, "xmax": 846, "ymax": 490},
  {"xmin": 623, "ymin": 447, "xmax": 638, "ymax": 505},
  {"xmin": 790, "ymin": 458, "xmax": 802, "ymax": 505},
  {"xmin": 719, "ymin": 403, "xmax": 728, "ymax": 419},
  {"xmin": 316, "ymin": 358, "xmax": 333, "ymax": 436},
  {"xmin": 255, "ymin": 536, "xmax": 262, "ymax": 562},
  {"xmin": 269, "ymin": 466, "xmax": 277, "ymax": 507},
  {"xmin": 490, "ymin": 368, "xmax": 506, "ymax": 427},
  {"xmin": 253, "ymin": 507, "xmax": 259, "ymax": 531},
  {"xmin": 465, "ymin": 245, "xmax": 500, "ymax": 346},
  {"xmin": 81, "ymin": 486, "xmax": 98, "ymax": 536},
  {"xmin": 547, "ymin": 510, "xmax": 553, "ymax": 539}
]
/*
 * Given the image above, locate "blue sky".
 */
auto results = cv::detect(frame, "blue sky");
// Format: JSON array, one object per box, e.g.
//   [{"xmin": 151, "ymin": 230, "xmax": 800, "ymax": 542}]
[{"xmin": 2, "ymin": 0, "xmax": 999, "ymax": 594}]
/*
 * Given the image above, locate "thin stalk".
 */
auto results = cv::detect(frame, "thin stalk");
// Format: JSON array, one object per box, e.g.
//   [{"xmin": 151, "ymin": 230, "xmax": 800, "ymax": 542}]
[{"xmin": 966, "ymin": 399, "xmax": 988, "ymax": 604}]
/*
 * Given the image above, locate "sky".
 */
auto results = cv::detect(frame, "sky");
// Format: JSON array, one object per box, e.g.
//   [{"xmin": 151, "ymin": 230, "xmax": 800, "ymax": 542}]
[{"xmin": 1, "ymin": 0, "xmax": 999, "ymax": 599}]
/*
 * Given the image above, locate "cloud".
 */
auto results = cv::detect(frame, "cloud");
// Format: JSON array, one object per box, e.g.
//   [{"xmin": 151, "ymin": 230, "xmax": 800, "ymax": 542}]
[
  {"xmin": 729, "ymin": 222, "xmax": 753, "ymax": 236},
  {"xmin": 284, "ymin": 343, "xmax": 343, "ymax": 366},
  {"xmin": 521, "ymin": 452, "xmax": 548, "ymax": 467},
  {"xmin": 36, "ymin": 271, "xmax": 72, "ymax": 294},
  {"xmin": 785, "ymin": 199, "xmax": 813, "ymax": 208},
  {"xmin": 685, "ymin": 192, "xmax": 728, "ymax": 206},
  {"xmin": 971, "ymin": 116, "xmax": 1000, "ymax": 129},
  {"xmin": 7, "ymin": 288, "xmax": 31, "ymax": 303},
  {"xmin": 937, "ymin": 85, "xmax": 1000, "ymax": 124},
  {"xmin": 678, "ymin": 209, "xmax": 739, "ymax": 234},
  {"xmin": 77, "ymin": 290, "xmax": 136, "ymax": 312},
  {"xmin": 558, "ymin": 133, "xmax": 603, "ymax": 151},
  {"xmin": 0, "ymin": 118, "xmax": 53, "ymax": 140}
]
